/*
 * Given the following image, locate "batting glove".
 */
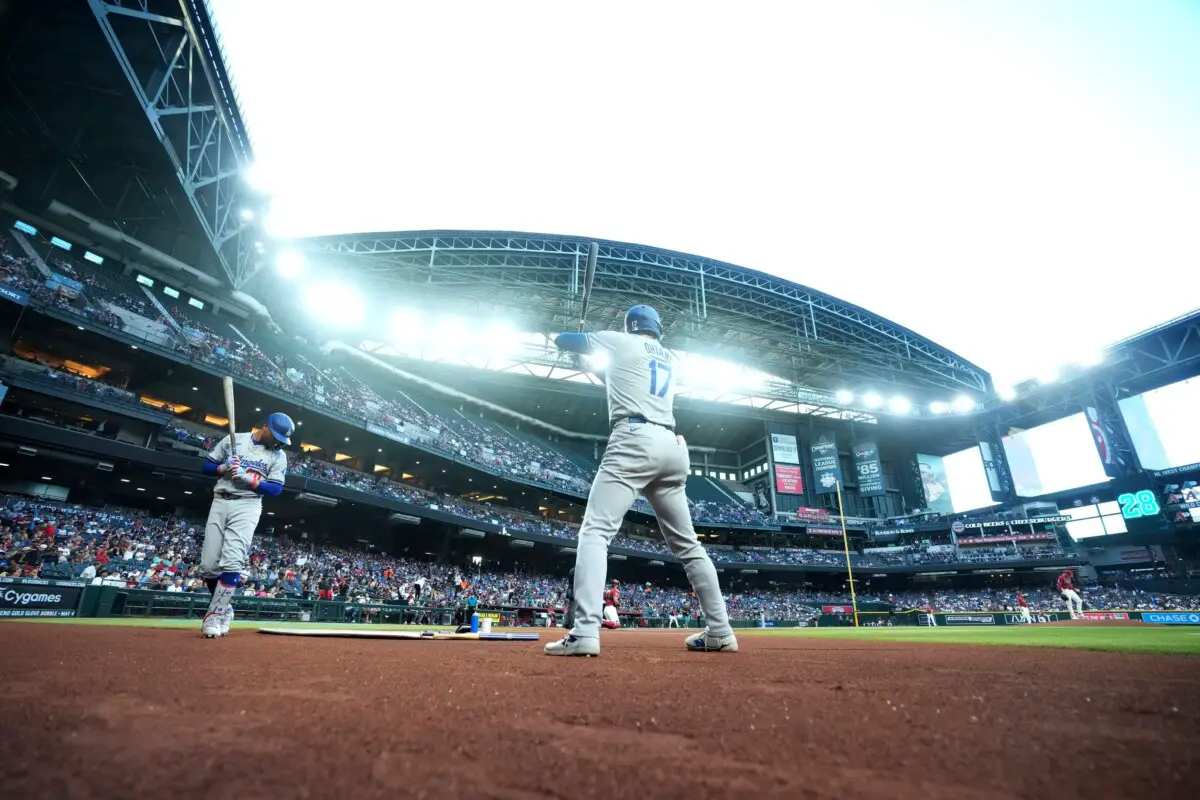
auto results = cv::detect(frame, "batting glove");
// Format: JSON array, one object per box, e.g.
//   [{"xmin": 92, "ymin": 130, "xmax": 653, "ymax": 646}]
[
  {"xmin": 218, "ymin": 455, "xmax": 241, "ymax": 475},
  {"xmin": 233, "ymin": 465, "xmax": 261, "ymax": 490}
]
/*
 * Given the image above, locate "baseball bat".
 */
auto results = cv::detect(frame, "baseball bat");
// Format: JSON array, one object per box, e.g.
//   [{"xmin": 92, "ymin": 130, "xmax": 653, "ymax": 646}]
[
  {"xmin": 222, "ymin": 376, "xmax": 237, "ymax": 456},
  {"xmin": 577, "ymin": 241, "xmax": 598, "ymax": 332}
]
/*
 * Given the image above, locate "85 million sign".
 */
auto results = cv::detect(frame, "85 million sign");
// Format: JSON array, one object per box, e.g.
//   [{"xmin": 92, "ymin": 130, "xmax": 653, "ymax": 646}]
[{"xmin": 852, "ymin": 441, "xmax": 885, "ymax": 497}]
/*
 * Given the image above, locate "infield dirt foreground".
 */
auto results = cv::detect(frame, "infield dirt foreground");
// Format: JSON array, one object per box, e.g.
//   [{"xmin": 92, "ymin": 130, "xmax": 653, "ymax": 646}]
[{"xmin": 4, "ymin": 625, "xmax": 1197, "ymax": 799}]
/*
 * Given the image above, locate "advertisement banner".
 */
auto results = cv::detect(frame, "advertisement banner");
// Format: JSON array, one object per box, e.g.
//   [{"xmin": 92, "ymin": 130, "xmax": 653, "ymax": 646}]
[
  {"xmin": 0, "ymin": 578, "xmax": 85, "ymax": 617},
  {"xmin": 978, "ymin": 441, "xmax": 1002, "ymax": 493},
  {"xmin": 962, "ymin": 516, "xmax": 1072, "ymax": 528},
  {"xmin": 1085, "ymin": 406, "xmax": 1126, "ymax": 478},
  {"xmin": 944, "ymin": 614, "xmax": 995, "ymax": 625},
  {"xmin": 957, "ymin": 532, "xmax": 1058, "ymax": 546},
  {"xmin": 1142, "ymin": 612, "xmax": 1200, "ymax": 625},
  {"xmin": 752, "ymin": 478, "xmax": 773, "ymax": 514},
  {"xmin": 1001, "ymin": 611, "xmax": 1068, "ymax": 624},
  {"xmin": 1082, "ymin": 612, "xmax": 1129, "ymax": 620},
  {"xmin": 46, "ymin": 272, "xmax": 84, "ymax": 299},
  {"xmin": 774, "ymin": 464, "xmax": 804, "ymax": 495},
  {"xmin": 794, "ymin": 507, "xmax": 830, "ymax": 523},
  {"xmin": 811, "ymin": 434, "xmax": 842, "ymax": 494},
  {"xmin": 182, "ymin": 327, "xmax": 208, "ymax": 346},
  {"xmin": 852, "ymin": 441, "xmax": 885, "ymax": 497},
  {"xmin": 916, "ymin": 454, "xmax": 954, "ymax": 514},
  {"xmin": 822, "ymin": 605, "xmax": 855, "ymax": 614},
  {"xmin": 806, "ymin": 525, "xmax": 844, "ymax": 536},
  {"xmin": 0, "ymin": 284, "xmax": 29, "ymax": 306},
  {"xmin": 770, "ymin": 433, "xmax": 800, "ymax": 465}
]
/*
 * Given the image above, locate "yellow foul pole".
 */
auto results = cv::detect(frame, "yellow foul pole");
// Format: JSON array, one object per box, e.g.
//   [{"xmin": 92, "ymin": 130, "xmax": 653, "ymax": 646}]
[{"xmin": 835, "ymin": 480, "xmax": 859, "ymax": 627}]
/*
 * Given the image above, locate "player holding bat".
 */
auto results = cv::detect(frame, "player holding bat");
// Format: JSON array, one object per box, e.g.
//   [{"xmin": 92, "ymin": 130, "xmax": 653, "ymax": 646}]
[
  {"xmin": 545, "ymin": 304, "xmax": 735, "ymax": 656},
  {"xmin": 197, "ymin": 411, "xmax": 293, "ymax": 638}
]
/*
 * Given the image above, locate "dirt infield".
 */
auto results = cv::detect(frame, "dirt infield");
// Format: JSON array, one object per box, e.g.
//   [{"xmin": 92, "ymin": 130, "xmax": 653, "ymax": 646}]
[{"xmin": 4, "ymin": 625, "xmax": 1197, "ymax": 799}]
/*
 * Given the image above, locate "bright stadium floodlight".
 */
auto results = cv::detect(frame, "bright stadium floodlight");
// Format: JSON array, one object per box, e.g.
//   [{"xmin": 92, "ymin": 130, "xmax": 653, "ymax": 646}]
[
  {"xmin": 996, "ymin": 384, "xmax": 1017, "ymax": 401},
  {"xmin": 1077, "ymin": 351, "xmax": 1104, "ymax": 367},
  {"xmin": 862, "ymin": 391, "xmax": 884, "ymax": 409},
  {"xmin": 584, "ymin": 348, "xmax": 610, "ymax": 373},
  {"xmin": 888, "ymin": 396, "xmax": 912, "ymax": 414},
  {"xmin": 929, "ymin": 400, "xmax": 950, "ymax": 414},
  {"xmin": 242, "ymin": 162, "xmax": 273, "ymax": 194},
  {"xmin": 434, "ymin": 315, "xmax": 470, "ymax": 355},
  {"xmin": 389, "ymin": 308, "xmax": 423, "ymax": 341},
  {"xmin": 483, "ymin": 320, "xmax": 521, "ymax": 356},
  {"xmin": 239, "ymin": 208, "xmax": 255, "ymax": 222},
  {"xmin": 1037, "ymin": 366, "xmax": 1059, "ymax": 385},
  {"xmin": 275, "ymin": 250, "xmax": 306, "ymax": 279},
  {"xmin": 835, "ymin": 389, "xmax": 854, "ymax": 405},
  {"xmin": 305, "ymin": 283, "xmax": 363, "ymax": 327},
  {"xmin": 952, "ymin": 395, "xmax": 976, "ymax": 413}
]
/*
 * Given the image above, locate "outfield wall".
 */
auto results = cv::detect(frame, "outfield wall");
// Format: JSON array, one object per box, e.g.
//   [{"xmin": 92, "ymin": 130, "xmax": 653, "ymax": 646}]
[{"xmin": 3, "ymin": 578, "xmax": 1198, "ymax": 627}]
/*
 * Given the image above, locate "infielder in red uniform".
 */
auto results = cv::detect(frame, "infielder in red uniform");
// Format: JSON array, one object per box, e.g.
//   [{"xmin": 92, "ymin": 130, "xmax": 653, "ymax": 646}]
[
  {"xmin": 601, "ymin": 579, "xmax": 621, "ymax": 630},
  {"xmin": 1057, "ymin": 569, "xmax": 1083, "ymax": 619},
  {"xmin": 1016, "ymin": 591, "xmax": 1033, "ymax": 624}
]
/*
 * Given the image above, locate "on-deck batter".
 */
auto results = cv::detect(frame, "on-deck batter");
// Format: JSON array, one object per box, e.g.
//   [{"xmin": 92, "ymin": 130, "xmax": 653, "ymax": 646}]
[
  {"xmin": 198, "ymin": 412, "xmax": 292, "ymax": 638},
  {"xmin": 545, "ymin": 304, "xmax": 735, "ymax": 656},
  {"xmin": 1057, "ymin": 569, "xmax": 1084, "ymax": 619}
]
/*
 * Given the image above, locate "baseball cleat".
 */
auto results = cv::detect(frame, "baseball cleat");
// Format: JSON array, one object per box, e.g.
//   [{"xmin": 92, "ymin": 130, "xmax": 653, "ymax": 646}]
[
  {"xmin": 219, "ymin": 606, "xmax": 234, "ymax": 636},
  {"xmin": 544, "ymin": 634, "xmax": 600, "ymax": 657},
  {"xmin": 684, "ymin": 629, "xmax": 738, "ymax": 653},
  {"xmin": 201, "ymin": 612, "xmax": 223, "ymax": 639},
  {"xmin": 601, "ymin": 620, "xmax": 621, "ymax": 630}
]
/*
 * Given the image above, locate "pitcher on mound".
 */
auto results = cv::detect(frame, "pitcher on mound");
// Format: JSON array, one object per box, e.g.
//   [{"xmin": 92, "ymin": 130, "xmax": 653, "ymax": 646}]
[{"xmin": 545, "ymin": 305, "xmax": 735, "ymax": 657}]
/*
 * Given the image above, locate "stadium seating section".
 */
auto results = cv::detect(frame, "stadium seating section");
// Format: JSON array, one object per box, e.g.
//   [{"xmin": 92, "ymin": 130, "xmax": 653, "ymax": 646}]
[
  {"xmin": 4, "ymin": 495, "xmax": 1197, "ymax": 618},
  {"xmin": 4, "ymin": 228, "xmax": 1091, "ymax": 572}
]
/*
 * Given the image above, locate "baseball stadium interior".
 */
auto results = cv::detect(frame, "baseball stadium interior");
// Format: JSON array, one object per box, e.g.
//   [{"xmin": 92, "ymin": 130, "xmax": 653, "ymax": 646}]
[{"xmin": 1, "ymin": 2, "xmax": 1199, "ymax": 798}]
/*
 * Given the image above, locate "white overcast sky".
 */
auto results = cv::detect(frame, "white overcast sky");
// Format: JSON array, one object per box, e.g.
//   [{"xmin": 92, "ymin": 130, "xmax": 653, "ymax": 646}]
[{"xmin": 211, "ymin": 0, "xmax": 1200, "ymax": 390}]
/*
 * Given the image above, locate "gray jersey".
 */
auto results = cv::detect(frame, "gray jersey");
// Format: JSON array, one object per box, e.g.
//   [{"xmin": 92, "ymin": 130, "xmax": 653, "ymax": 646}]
[
  {"xmin": 207, "ymin": 431, "xmax": 288, "ymax": 500},
  {"xmin": 586, "ymin": 330, "xmax": 677, "ymax": 428}
]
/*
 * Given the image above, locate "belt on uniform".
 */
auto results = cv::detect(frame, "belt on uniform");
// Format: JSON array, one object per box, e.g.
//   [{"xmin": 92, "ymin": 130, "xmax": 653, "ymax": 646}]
[
  {"xmin": 214, "ymin": 491, "xmax": 255, "ymax": 500},
  {"xmin": 615, "ymin": 416, "xmax": 674, "ymax": 433}
]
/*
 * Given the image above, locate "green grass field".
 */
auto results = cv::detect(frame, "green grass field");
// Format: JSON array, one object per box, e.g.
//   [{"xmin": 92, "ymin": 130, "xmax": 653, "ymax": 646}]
[
  {"xmin": 8, "ymin": 617, "xmax": 1199, "ymax": 655},
  {"xmin": 752, "ymin": 624, "xmax": 1200, "ymax": 655}
]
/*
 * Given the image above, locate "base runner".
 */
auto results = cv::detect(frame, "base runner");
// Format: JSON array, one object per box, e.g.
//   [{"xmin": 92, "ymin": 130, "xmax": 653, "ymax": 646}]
[
  {"xmin": 1017, "ymin": 591, "xmax": 1033, "ymax": 624},
  {"xmin": 1057, "ymin": 569, "xmax": 1084, "ymax": 619},
  {"xmin": 545, "ymin": 305, "xmax": 735, "ymax": 656},
  {"xmin": 198, "ymin": 412, "xmax": 292, "ymax": 638}
]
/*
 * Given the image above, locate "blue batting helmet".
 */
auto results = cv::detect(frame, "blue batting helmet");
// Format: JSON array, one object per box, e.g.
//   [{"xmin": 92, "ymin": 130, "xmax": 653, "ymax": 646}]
[
  {"xmin": 265, "ymin": 412, "xmax": 295, "ymax": 446},
  {"xmin": 624, "ymin": 305, "xmax": 663, "ymax": 339}
]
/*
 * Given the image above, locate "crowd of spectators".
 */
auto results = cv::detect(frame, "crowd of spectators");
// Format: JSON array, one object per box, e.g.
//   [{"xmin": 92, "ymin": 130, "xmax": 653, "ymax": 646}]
[
  {"xmin": 0, "ymin": 354, "xmax": 145, "ymax": 410},
  {"xmin": 1, "ymin": 235, "xmax": 125, "ymax": 329},
  {"xmin": 6, "ymin": 495, "xmax": 1200, "ymax": 621},
  {"xmin": 6, "ymin": 230, "xmax": 770, "ymax": 527}
]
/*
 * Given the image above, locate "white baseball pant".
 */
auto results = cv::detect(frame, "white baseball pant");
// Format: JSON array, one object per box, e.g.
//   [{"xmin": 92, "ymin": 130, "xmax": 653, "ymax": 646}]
[
  {"xmin": 1061, "ymin": 589, "xmax": 1083, "ymax": 618},
  {"xmin": 569, "ymin": 423, "xmax": 732, "ymax": 640},
  {"xmin": 1019, "ymin": 607, "xmax": 1032, "ymax": 624},
  {"xmin": 198, "ymin": 496, "xmax": 261, "ymax": 576}
]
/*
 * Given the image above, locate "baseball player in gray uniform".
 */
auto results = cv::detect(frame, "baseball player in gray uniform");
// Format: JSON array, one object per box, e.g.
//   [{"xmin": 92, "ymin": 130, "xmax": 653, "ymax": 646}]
[
  {"xmin": 198, "ymin": 412, "xmax": 292, "ymax": 638},
  {"xmin": 545, "ymin": 305, "xmax": 736, "ymax": 656}
]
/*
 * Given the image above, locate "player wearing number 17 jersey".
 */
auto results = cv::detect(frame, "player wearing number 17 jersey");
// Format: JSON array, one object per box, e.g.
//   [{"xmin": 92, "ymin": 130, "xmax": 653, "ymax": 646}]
[{"xmin": 544, "ymin": 304, "xmax": 735, "ymax": 656}]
